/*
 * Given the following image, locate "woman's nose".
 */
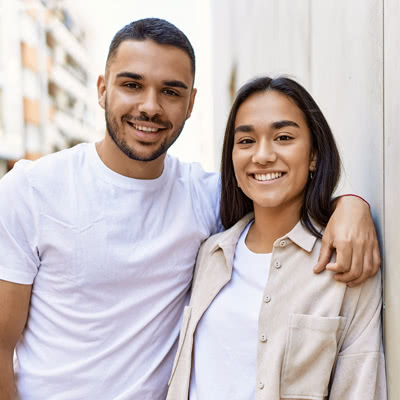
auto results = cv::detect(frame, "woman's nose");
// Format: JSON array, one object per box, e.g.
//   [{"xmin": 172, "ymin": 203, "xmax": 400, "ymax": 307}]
[{"xmin": 251, "ymin": 142, "xmax": 277, "ymax": 165}]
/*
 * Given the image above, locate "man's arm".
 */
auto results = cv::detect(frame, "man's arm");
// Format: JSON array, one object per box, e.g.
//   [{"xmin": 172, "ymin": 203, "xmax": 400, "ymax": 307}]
[
  {"xmin": 314, "ymin": 195, "xmax": 381, "ymax": 286},
  {"xmin": 0, "ymin": 280, "xmax": 32, "ymax": 400}
]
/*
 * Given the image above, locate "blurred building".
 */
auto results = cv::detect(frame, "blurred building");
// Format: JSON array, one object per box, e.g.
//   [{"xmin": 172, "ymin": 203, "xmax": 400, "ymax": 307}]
[{"xmin": 0, "ymin": 0, "xmax": 97, "ymax": 176}]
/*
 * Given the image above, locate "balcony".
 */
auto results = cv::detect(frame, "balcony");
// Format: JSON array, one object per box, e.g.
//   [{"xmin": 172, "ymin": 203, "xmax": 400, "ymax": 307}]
[
  {"xmin": 54, "ymin": 109, "xmax": 94, "ymax": 142},
  {"xmin": 50, "ymin": 63, "xmax": 88, "ymax": 102},
  {"xmin": 47, "ymin": 16, "xmax": 89, "ymax": 72}
]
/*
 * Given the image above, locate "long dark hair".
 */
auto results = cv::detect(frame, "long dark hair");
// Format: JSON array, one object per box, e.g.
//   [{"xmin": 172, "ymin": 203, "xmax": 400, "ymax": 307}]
[{"xmin": 220, "ymin": 76, "xmax": 341, "ymax": 238}]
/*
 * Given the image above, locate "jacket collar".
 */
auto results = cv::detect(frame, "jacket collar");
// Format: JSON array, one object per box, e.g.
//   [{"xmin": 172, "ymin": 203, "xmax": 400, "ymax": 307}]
[
  {"xmin": 210, "ymin": 213, "xmax": 321, "ymax": 256},
  {"xmin": 284, "ymin": 218, "xmax": 321, "ymax": 252}
]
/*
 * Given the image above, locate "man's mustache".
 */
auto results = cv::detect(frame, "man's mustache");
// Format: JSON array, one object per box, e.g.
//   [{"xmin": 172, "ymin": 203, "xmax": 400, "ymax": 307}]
[{"xmin": 123, "ymin": 114, "xmax": 172, "ymax": 129}]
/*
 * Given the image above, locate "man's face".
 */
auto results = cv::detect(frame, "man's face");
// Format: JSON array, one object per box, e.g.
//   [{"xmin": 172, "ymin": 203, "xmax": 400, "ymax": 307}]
[{"xmin": 97, "ymin": 39, "xmax": 196, "ymax": 162}]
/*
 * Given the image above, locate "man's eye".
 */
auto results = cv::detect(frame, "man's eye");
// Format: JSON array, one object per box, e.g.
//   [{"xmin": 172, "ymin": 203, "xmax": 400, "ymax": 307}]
[
  {"xmin": 125, "ymin": 83, "xmax": 140, "ymax": 89},
  {"xmin": 163, "ymin": 89, "xmax": 179, "ymax": 96}
]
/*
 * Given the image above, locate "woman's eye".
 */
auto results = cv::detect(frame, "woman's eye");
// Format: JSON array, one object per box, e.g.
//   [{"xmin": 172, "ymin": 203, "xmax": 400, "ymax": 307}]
[
  {"xmin": 237, "ymin": 138, "xmax": 254, "ymax": 145},
  {"xmin": 276, "ymin": 135, "xmax": 292, "ymax": 141}
]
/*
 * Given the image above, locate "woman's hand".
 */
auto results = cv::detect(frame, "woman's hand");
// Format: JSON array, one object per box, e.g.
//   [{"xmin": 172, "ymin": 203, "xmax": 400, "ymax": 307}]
[{"xmin": 313, "ymin": 195, "xmax": 381, "ymax": 287}]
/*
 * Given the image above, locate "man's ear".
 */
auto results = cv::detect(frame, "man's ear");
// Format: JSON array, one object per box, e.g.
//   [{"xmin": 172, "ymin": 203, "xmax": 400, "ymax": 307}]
[
  {"xmin": 185, "ymin": 88, "xmax": 197, "ymax": 120},
  {"xmin": 97, "ymin": 75, "xmax": 107, "ymax": 109}
]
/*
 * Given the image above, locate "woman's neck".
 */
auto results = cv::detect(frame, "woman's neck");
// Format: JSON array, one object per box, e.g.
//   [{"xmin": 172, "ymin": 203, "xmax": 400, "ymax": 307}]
[{"xmin": 246, "ymin": 202, "xmax": 301, "ymax": 253}]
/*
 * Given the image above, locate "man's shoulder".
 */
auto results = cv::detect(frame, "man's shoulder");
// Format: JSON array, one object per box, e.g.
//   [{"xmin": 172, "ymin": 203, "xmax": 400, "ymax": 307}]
[
  {"xmin": 166, "ymin": 154, "xmax": 219, "ymax": 182},
  {"xmin": 13, "ymin": 143, "xmax": 91, "ymax": 183},
  {"xmin": 0, "ymin": 143, "xmax": 92, "ymax": 202},
  {"xmin": 165, "ymin": 155, "xmax": 222, "ymax": 233}
]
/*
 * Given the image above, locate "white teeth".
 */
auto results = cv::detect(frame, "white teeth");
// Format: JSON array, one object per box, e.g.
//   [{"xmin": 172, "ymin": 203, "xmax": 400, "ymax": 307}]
[
  {"xmin": 254, "ymin": 172, "xmax": 283, "ymax": 181},
  {"xmin": 132, "ymin": 124, "xmax": 160, "ymax": 133}
]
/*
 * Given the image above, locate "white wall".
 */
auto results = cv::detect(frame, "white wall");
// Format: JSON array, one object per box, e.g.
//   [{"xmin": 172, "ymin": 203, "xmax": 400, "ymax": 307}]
[{"xmin": 310, "ymin": 0, "xmax": 383, "ymax": 220}]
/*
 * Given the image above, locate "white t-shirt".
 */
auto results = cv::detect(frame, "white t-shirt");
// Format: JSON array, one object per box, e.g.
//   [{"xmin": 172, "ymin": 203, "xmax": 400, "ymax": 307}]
[
  {"xmin": 0, "ymin": 143, "xmax": 221, "ymax": 400},
  {"xmin": 190, "ymin": 221, "xmax": 271, "ymax": 400}
]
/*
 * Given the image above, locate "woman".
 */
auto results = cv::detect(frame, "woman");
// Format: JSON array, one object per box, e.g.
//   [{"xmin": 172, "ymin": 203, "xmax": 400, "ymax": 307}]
[{"xmin": 167, "ymin": 77, "xmax": 386, "ymax": 399}]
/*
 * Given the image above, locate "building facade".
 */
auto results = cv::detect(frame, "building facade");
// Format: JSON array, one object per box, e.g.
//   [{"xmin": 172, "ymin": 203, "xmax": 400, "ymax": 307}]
[{"xmin": 0, "ymin": 0, "xmax": 97, "ymax": 175}]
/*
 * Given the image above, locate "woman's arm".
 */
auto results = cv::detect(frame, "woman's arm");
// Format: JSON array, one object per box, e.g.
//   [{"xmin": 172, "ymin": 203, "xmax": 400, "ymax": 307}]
[
  {"xmin": 329, "ymin": 270, "xmax": 386, "ymax": 399},
  {"xmin": 314, "ymin": 195, "xmax": 381, "ymax": 286}
]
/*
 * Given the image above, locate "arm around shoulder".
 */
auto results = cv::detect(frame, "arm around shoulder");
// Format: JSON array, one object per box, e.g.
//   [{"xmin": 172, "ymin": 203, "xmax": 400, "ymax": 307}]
[{"xmin": 315, "ymin": 195, "xmax": 381, "ymax": 286}]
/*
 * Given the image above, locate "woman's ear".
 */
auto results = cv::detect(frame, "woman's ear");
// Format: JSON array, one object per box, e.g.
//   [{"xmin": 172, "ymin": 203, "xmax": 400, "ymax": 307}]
[{"xmin": 309, "ymin": 152, "xmax": 317, "ymax": 172}]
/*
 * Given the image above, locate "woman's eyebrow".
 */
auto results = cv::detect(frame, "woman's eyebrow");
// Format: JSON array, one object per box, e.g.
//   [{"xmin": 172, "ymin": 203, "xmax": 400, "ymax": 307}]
[
  {"xmin": 234, "ymin": 125, "xmax": 254, "ymax": 134},
  {"xmin": 271, "ymin": 120, "xmax": 300, "ymax": 129}
]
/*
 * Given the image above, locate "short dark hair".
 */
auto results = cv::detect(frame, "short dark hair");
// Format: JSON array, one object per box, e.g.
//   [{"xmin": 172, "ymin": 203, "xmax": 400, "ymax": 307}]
[
  {"xmin": 106, "ymin": 18, "xmax": 195, "ymax": 77},
  {"xmin": 220, "ymin": 76, "xmax": 341, "ymax": 238}
]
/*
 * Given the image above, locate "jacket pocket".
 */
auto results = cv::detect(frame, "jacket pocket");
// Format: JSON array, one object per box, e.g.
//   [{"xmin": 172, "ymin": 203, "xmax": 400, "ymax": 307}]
[
  {"xmin": 281, "ymin": 313, "xmax": 347, "ymax": 399},
  {"xmin": 168, "ymin": 306, "xmax": 192, "ymax": 386}
]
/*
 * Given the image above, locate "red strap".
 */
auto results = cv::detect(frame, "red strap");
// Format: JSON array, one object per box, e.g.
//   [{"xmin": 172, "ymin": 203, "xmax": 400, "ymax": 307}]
[{"xmin": 340, "ymin": 194, "xmax": 370, "ymax": 208}]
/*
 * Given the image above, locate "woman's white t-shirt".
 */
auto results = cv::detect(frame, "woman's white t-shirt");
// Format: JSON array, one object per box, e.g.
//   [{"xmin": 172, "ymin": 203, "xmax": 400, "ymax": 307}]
[{"xmin": 190, "ymin": 221, "xmax": 272, "ymax": 399}]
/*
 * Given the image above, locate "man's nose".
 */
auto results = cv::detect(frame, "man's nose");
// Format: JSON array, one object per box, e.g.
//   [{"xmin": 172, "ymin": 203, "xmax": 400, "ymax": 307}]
[
  {"xmin": 251, "ymin": 142, "xmax": 277, "ymax": 165},
  {"xmin": 138, "ymin": 89, "xmax": 163, "ymax": 116}
]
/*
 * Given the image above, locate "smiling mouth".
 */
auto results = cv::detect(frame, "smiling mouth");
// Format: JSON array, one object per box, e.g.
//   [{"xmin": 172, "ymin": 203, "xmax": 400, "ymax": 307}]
[
  {"xmin": 253, "ymin": 172, "xmax": 285, "ymax": 182},
  {"xmin": 127, "ymin": 121, "xmax": 166, "ymax": 133}
]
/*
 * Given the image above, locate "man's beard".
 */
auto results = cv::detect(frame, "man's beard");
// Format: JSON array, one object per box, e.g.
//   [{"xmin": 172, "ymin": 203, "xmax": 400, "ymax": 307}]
[{"xmin": 105, "ymin": 105, "xmax": 185, "ymax": 162}]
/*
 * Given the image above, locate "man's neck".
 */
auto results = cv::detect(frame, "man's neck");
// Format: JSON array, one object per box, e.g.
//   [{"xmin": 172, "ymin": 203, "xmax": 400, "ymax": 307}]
[{"xmin": 96, "ymin": 138, "xmax": 166, "ymax": 180}]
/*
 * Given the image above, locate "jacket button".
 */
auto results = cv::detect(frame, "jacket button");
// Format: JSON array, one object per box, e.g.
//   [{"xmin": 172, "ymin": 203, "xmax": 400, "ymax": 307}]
[
  {"xmin": 274, "ymin": 260, "xmax": 281, "ymax": 269},
  {"xmin": 258, "ymin": 381, "xmax": 265, "ymax": 389},
  {"xmin": 264, "ymin": 295, "xmax": 271, "ymax": 303},
  {"xmin": 260, "ymin": 334, "xmax": 268, "ymax": 342}
]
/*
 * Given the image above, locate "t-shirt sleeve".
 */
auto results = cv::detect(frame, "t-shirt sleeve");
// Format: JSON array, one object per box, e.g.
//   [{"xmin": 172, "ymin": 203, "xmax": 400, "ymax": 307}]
[
  {"xmin": 0, "ymin": 161, "xmax": 40, "ymax": 284},
  {"xmin": 189, "ymin": 164, "xmax": 223, "ymax": 236}
]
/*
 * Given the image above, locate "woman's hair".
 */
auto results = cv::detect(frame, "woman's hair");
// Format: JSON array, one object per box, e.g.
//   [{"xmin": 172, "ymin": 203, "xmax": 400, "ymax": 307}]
[{"xmin": 220, "ymin": 76, "xmax": 341, "ymax": 238}]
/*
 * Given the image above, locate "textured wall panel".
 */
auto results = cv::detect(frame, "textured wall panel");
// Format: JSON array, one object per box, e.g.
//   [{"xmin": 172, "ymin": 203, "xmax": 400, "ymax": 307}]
[
  {"xmin": 383, "ymin": 0, "xmax": 400, "ymax": 398},
  {"xmin": 310, "ymin": 0, "xmax": 384, "ymax": 227}
]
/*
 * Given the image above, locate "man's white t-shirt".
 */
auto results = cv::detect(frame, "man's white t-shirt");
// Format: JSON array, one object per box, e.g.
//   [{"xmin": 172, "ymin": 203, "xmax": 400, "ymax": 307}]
[
  {"xmin": 190, "ymin": 221, "xmax": 271, "ymax": 400},
  {"xmin": 0, "ymin": 143, "xmax": 221, "ymax": 400}
]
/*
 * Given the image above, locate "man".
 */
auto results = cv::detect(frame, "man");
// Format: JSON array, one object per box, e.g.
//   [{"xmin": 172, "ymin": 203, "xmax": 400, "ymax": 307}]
[{"xmin": 0, "ymin": 18, "xmax": 380, "ymax": 399}]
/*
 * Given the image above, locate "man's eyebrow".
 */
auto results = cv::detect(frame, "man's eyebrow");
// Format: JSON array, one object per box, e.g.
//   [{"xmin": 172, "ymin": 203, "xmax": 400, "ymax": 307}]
[
  {"xmin": 234, "ymin": 125, "xmax": 254, "ymax": 134},
  {"xmin": 162, "ymin": 80, "xmax": 188, "ymax": 90},
  {"xmin": 116, "ymin": 72, "xmax": 143, "ymax": 80},
  {"xmin": 271, "ymin": 120, "xmax": 300, "ymax": 129}
]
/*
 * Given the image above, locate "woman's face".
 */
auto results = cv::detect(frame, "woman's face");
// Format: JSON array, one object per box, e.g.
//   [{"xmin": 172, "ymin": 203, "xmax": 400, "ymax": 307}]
[{"xmin": 232, "ymin": 90, "xmax": 316, "ymax": 213}]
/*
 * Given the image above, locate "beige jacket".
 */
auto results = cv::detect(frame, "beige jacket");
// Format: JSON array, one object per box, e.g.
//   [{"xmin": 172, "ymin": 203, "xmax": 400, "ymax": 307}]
[{"xmin": 167, "ymin": 214, "xmax": 386, "ymax": 400}]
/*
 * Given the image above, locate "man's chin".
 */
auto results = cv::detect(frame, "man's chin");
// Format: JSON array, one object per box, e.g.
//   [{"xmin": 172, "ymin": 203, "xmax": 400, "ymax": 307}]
[{"xmin": 120, "ymin": 143, "xmax": 167, "ymax": 163}]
